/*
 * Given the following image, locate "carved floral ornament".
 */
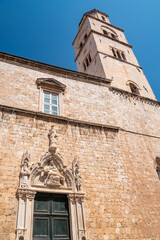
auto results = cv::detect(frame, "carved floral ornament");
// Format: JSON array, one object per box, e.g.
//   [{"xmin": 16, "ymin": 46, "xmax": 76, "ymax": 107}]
[{"xmin": 16, "ymin": 125, "xmax": 86, "ymax": 240}]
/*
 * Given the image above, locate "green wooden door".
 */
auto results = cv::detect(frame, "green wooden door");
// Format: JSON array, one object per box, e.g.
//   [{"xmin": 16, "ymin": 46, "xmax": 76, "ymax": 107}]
[{"xmin": 33, "ymin": 193, "xmax": 70, "ymax": 240}]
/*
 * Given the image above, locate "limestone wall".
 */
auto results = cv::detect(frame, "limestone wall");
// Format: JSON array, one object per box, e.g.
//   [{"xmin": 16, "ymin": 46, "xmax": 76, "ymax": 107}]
[
  {"xmin": 1, "ymin": 59, "xmax": 160, "ymax": 239},
  {"xmin": 0, "ymin": 60, "xmax": 159, "ymax": 135},
  {"xmin": 0, "ymin": 110, "xmax": 160, "ymax": 240}
]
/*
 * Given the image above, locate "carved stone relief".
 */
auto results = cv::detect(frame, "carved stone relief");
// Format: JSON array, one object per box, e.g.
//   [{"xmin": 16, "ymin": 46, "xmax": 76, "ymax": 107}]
[
  {"xmin": 48, "ymin": 125, "xmax": 57, "ymax": 152},
  {"xmin": 16, "ymin": 125, "xmax": 86, "ymax": 240},
  {"xmin": 72, "ymin": 158, "xmax": 82, "ymax": 192},
  {"xmin": 20, "ymin": 151, "xmax": 31, "ymax": 188},
  {"xmin": 30, "ymin": 151, "xmax": 73, "ymax": 189}
]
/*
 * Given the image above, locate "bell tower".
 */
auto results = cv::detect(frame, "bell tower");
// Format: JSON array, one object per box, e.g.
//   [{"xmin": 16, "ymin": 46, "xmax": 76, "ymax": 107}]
[{"xmin": 73, "ymin": 9, "xmax": 156, "ymax": 100}]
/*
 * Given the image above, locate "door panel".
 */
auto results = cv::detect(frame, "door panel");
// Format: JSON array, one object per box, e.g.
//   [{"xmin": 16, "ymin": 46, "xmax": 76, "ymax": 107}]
[
  {"xmin": 33, "ymin": 193, "xmax": 70, "ymax": 240},
  {"xmin": 33, "ymin": 217, "xmax": 50, "ymax": 240},
  {"xmin": 53, "ymin": 196, "xmax": 68, "ymax": 214},
  {"xmin": 52, "ymin": 218, "xmax": 69, "ymax": 239},
  {"xmin": 34, "ymin": 194, "xmax": 50, "ymax": 214}
]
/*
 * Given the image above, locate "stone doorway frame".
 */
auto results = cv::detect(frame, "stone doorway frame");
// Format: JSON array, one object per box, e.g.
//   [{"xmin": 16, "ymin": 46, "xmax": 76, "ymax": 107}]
[
  {"xmin": 15, "ymin": 126, "xmax": 86, "ymax": 240},
  {"xmin": 16, "ymin": 189, "xmax": 86, "ymax": 240}
]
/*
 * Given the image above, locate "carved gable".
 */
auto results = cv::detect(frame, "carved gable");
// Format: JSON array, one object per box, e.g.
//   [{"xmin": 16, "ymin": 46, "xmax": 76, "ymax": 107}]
[{"xmin": 37, "ymin": 78, "xmax": 66, "ymax": 92}]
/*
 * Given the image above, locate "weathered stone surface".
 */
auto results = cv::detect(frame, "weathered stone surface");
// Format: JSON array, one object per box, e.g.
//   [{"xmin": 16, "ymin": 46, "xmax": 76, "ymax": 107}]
[
  {"xmin": 0, "ymin": 9, "xmax": 160, "ymax": 240},
  {"xmin": 0, "ymin": 110, "xmax": 160, "ymax": 239}
]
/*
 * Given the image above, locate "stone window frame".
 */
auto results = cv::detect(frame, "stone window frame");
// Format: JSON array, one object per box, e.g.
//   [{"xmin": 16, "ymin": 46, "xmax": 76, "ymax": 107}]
[
  {"xmin": 126, "ymin": 80, "xmax": 141, "ymax": 95},
  {"xmin": 83, "ymin": 52, "xmax": 92, "ymax": 71},
  {"xmin": 101, "ymin": 26, "xmax": 118, "ymax": 40},
  {"xmin": 77, "ymin": 29, "xmax": 87, "ymax": 51},
  {"xmin": 37, "ymin": 78, "xmax": 66, "ymax": 116},
  {"xmin": 101, "ymin": 16, "xmax": 106, "ymax": 21},
  {"xmin": 16, "ymin": 126, "xmax": 87, "ymax": 240},
  {"xmin": 110, "ymin": 46, "xmax": 127, "ymax": 61}
]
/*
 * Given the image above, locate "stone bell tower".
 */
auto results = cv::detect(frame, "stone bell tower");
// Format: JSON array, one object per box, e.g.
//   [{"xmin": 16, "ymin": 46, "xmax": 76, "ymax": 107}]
[{"xmin": 73, "ymin": 9, "xmax": 156, "ymax": 100}]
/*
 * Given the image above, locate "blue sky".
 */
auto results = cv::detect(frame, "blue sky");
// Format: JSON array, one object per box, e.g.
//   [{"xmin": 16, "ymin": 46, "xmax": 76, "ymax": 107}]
[{"xmin": 0, "ymin": 0, "xmax": 160, "ymax": 100}]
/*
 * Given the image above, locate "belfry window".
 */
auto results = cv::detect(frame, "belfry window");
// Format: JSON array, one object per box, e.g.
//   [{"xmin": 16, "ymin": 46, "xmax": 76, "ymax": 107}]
[
  {"xmin": 111, "ymin": 47, "xmax": 127, "ymax": 61},
  {"xmin": 112, "ymin": 48, "xmax": 116, "ymax": 57},
  {"xmin": 117, "ymin": 50, "xmax": 121, "ymax": 59},
  {"xmin": 103, "ymin": 30, "xmax": 108, "ymax": 36},
  {"xmin": 83, "ymin": 53, "xmax": 92, "ymax": 70},
  {"xmin": 86, "ymin": 58, "xmax": 89, "ymax": 67},
  {"xmin": 121, "ymin": 52, "xmax": 126, "ymax": 61},
  {"xmin": 129, "ymin": 83, "xmax": 140, "ymax": 95},
  {"xmin": 79, "ymin": 42, "xmax": 83, "ymax": 49},
  {"xmin": 102, "ymin": 16, "xmax": 106, "ymax": 21},
  {"xmin": 111, "ymin": 33, "xmax": 116, "ymax": 39},
  {"xmin": 88, "ymin": 54, "xmax": 92, "ymax": 63},
  {"xmin": 84, "ymin": 34, "xmax": 88, "ymax": 40}
]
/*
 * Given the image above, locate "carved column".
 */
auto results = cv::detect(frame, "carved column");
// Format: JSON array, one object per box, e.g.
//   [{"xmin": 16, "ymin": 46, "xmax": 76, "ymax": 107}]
[
  {"xmin": 16, "ymin": 189, "xmax": 36, "ymax": 240},
  {"xmin": 68, "ymin": 193, "xmax": 86, "ymax": 240}
]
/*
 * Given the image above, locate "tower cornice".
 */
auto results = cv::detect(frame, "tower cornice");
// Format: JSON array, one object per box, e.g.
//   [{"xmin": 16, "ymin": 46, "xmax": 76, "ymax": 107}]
[
  {"xmin": 72, "ymin": 15, "xmax": 124, "ymax": 46},
  {"xmin": 74, "ymin": 30, "xmax": 133, "ymax": 62},
  {"xmin": 78, "ymin": 9, "xmax": 109, "ymax": 27},
  {"xmin": 97, "ymin": 51, "xmax": 142, "ymax": 69}
]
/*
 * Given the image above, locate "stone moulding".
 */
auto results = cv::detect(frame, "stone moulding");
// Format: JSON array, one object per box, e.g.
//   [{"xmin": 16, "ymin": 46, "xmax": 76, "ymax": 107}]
[
  {"xmin": 0, "ymin": 51, "xmax": 111, "ymax": 85},
  {"xmin": 16, "ymin": 126, "xmax": 86, "ymax": 240},
  {"xmin": 0, "ymin": 103, "xmax": 119, "ymax": 132},
  {"xmin": 109, "ymin": 87, "xmax": 160, "ymax": 107},
  {"xmin": 36, "ymin": 77, "xmax": 66, "ymax": 92}
]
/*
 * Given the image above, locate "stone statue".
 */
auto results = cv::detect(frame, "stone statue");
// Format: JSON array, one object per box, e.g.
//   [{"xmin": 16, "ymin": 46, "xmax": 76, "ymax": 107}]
[
  {"xmin": 42, "ymin": 160, "xmax": 65, "ymax": 187},
  {"xmin": 73, "ymin": 158, "xmax": 81, "ymax": 191},
  {"xmin": 20, "ymin": 151, "xmax": 30, "ymax": 187},
  {"xmin": 48, "ymin": 126, "xmax": 57, "ymax": 152}
]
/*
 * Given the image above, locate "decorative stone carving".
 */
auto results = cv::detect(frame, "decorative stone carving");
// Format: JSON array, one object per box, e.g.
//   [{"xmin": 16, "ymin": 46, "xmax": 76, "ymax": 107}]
[
  {"xmin": 16, "ymin": 229, "xmax": 25, "ymax": 240},
  {"xmin": 110, "ymin": 87, "xmax": 160, "ymax": 107},
  {"xmin": 48, "ymin": 125, "xmax": 57, "ymax": 152},
  {"xmin": 80, "ymin": 232, "xmax": 86, "ymax": 240},
  {"xmin": 68, "ymin": 193, "xmax": 86, "ymax": 240},
  {"xmin": 16, "ymin": 126, "xmax": 86, "ymax": 240},
  {"xmin": 30, "ymin": 152, "xmax": 73, "ymax": 188},
  {"xmin": 42, "ymin": 159, "xmax": 65, "ymax": 187},
  {"xmin": 17, "ymin": 189, "xmax": 36, "ymax": 201},
  {"xmin": 72, "ymin": 158, "xmax": 81, "ymax": 191},
  {"xmin": 20, "ymin": 151, "xmax": 30, "ymax": 188}
]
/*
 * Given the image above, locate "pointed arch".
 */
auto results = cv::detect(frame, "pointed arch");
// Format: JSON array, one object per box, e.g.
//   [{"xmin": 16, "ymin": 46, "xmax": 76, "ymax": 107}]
[
  {"xmin": 126, "ymin": 80, "xmax": 141, "ymax": 95},
  {"xmin": 30, "ymin": 151, "xmax": 73, "ymax": 189}
]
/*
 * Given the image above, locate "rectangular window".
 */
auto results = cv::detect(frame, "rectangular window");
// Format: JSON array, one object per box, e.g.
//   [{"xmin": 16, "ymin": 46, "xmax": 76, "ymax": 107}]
[{"xmin": 43, "ymin": 91, "xmax": 59, "ymax": 116}]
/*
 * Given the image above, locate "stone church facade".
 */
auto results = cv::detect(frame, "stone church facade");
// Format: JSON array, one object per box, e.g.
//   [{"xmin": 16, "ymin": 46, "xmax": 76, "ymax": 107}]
[{"xmin": 0, "ymin": 9, "xmax": 160, "ymax": 240}]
